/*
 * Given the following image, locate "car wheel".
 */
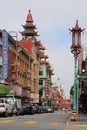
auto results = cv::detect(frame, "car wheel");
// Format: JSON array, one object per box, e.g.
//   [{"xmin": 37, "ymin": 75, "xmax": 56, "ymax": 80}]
[
  {"xmin": 10, "ymin": 111, "xmax": 13, "ymax": 116},
  {"xmin": 4, "ymin": 111, "xmax": 8, "ymax": 117},
  {"xmin": 16, "ymin": 109, "xmax": 19, "ymax": 116}
]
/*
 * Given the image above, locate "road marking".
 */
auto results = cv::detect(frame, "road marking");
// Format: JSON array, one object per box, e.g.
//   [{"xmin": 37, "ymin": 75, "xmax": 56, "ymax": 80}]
[
  {"xmin": 23, "ymin": 120, "xmax": 38, "ymax": 125},
  {"xmin": 52, "ymin": 121, "xmax": 59, "ymax": 126},
  {"xmin": 0, "ymin": 120, "xmax": 15, "ymax": 124},
  {"xmin": 74, "ymin": 124, "xmax": 87, "ymax": 127},
  {"xmin": 64, "ymin": 124, "xmax": 87, "ymax": 130}
]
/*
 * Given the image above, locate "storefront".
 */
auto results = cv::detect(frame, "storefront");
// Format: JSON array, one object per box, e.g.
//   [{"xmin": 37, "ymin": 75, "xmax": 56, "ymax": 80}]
[
  {"xmin": 22, "ymin": 89, "xmax": 30, "ymax": 101},
  {"xmin": 31, "ymin": 93, "xmax": 39, "ymax": 103},
  {"xmin": 0, "ymin": 83, "xmax": 11, "ymax": 96}
]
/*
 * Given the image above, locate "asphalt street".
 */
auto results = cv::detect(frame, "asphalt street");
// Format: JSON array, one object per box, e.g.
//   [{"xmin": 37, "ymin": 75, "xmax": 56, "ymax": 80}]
[
  {"xmin": 0, "ymin": 111, "xmax": 70, "ymax": 130},
  {"xmin": 0, "ymin": 111, "xmax": 87, "ymax": 130}
]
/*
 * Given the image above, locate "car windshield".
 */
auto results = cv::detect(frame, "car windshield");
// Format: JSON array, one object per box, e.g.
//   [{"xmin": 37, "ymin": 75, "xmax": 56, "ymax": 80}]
[
  {"xmin": 32, "ymin": 103, "xmax": 42, "ymax": 106},
  {"xmin": 22, "ymin": 102, "xmax": 31, "ymax": 106},
  {"xmin": 0, "ymin": 99, "xmax": 4, "ymax": 103}
]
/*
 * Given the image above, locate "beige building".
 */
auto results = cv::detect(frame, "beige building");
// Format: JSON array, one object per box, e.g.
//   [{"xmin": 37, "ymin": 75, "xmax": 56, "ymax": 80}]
[{"xmin": 19, "ymin": 10, "xmax": 41, "ymax": 102}]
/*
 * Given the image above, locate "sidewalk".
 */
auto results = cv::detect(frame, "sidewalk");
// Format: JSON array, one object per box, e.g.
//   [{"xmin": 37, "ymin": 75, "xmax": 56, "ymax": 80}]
[
  {"xmin": 68, "ymin": 113, "xmax": 87, "ymax": 124},
  {"xmin": 65, "ymin": 113, "xmax": 87, "ymax": 130}
]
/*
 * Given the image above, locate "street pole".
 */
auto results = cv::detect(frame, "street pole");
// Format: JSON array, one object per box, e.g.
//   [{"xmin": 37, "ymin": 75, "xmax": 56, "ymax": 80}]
[
  {"xmin": 12, "ymin": 84, "xmax": 14, "ymax": 100},
  {"xmin": 77, "ymin": 75, "xmax": 79, "ymax": 119},
  {"xmin": 70, "ymin": 54, "xmax": 78, "ymax": 121},
  {"xmin": 73, "ymin": 54, "xmax": 77, "ymax": 110},
  {"xmin": 69, "ymin": 20, "xmax": 84, "ymax": 121}
]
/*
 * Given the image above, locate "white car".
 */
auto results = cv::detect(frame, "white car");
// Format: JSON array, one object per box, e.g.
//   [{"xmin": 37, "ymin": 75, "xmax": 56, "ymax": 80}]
[
  {"xmin": 0, "ymin": 98, "xmax": 13, "ymax": 117},
  {"xmin": 46, "ymin": 106, "xmax": 54, "ymax": 113},
  {"xmin": 0, "ymin": 97, "xmax": 22, "ymax": 117}
]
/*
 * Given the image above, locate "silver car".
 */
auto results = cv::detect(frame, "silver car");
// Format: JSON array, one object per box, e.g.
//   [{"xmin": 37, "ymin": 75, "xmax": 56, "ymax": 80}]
[
  {"xmin": 0, "ymin": 97, "xmax": 22, "ymax": 117},
  {"xmin": 0, "ymin": 98, "xmax": 14, "ymax": 117}
]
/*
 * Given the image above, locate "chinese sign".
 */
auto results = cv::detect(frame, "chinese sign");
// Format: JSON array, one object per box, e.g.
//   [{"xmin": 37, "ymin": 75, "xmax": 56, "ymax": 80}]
[{"xmin": 0, "ymin": 30, "xmax": 8, "ymax": 80}]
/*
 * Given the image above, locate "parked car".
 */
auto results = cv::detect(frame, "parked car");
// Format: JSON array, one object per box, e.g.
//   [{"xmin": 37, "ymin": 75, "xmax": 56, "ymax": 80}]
[
  {"xmin": 46, "ymin": 106, "xmax": 54, "ymax": 113},
  {"xmin": 22, "ymin": 101, "xmax": 34, "ymax": 115},
  {"xmin": 32, "ymin": 102, "xmax": 44, "ymax": 113},
  {"xmin": 0, "ymin": 97, "xmax": 22, "ymax": 117},
  {"xmin": 0, "ymin": 98, "xmax": 12, "ymax": 117},
  {"xmin": 41, "ymin": 104, "xmax": 48, "ymax": 113},
  {"xmin": 8, "ymin": 97, "xmax": 23, "ymax": 116}
]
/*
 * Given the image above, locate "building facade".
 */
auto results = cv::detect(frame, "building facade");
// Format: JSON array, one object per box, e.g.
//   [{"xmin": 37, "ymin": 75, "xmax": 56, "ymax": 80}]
[{"xmin": 0, "ymin": 10, "xmax": 54, "ymax": 103}]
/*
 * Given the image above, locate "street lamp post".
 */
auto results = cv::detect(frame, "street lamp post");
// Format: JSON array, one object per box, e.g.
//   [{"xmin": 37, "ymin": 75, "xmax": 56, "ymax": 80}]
[{"xmin": 69, "ymin": 20, "xmax": 84, "ymax": 121}]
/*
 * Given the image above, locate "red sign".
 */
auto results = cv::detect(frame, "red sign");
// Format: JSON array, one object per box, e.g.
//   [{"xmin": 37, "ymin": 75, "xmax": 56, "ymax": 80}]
[
  {"xmin": 14, "ymin": 86, "xmax": 22, "ymax": 96},
  {"xmin": 25, "ymin": 90, "xmax": 30, "ymax": 98}
]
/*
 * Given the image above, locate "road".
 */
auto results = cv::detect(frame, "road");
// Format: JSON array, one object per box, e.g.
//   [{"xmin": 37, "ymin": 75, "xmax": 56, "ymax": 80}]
[
  {"xmin": 65, "ymin": 124, "xmax": 87, "ymax": 130},
  {"xmin": 0, "ymin": 111, "xmax": 71, "ymax": 130},
  {"xmin": 1, "ymin": 111, "xmax": 87, "ymax": 130}
]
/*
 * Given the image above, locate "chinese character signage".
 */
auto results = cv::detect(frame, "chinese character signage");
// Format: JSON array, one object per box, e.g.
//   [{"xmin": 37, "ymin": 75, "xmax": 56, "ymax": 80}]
[{"xmin": 0, "ymin": 29, "xmax": 8, "ymax": 80}]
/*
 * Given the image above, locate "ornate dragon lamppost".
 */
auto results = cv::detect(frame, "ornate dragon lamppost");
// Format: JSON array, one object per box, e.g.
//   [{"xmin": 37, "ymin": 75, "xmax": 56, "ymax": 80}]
[{"xmin": 69, "ymin": 20, "xmax": 84, "ymax": 121}]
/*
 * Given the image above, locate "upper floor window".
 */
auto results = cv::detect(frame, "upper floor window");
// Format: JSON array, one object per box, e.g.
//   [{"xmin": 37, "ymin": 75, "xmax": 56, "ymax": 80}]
[
  {"xmin": 39, "ymin": 80, "xmax": 43, "ymax": 85},
  {"xmin": 39, "ymin": 70, "xmax": 43, "ymax": 76}
]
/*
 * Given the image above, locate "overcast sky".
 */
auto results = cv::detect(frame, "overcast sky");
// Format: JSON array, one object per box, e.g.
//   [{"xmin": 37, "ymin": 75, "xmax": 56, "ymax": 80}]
[{"xmin": 0, "ymin": 0, "xmax": 87, "ymax": 94}]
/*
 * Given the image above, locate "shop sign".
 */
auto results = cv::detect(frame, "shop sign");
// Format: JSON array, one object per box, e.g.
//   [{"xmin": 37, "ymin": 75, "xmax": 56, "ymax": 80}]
[
  {"xmin": 0, "ymin": 30, "xmax": 8, "ymax": 80},
  {"xmin": 14, "ymin": 86, "xmax": 22, "ymax": 96},
  {"xmin": 31, "ymin": 93, "xmax": 39, "ymax": 102},
  {"xmin": 0, "ymin": 84, "xmax": 11, "ymax": 94},
  {"xmin": 25, "ymin": 90, "xmax": 30, "ymax": 98}
]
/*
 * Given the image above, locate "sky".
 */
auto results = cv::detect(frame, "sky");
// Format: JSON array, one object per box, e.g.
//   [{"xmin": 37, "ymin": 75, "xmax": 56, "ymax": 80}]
[{"xmin": 0, "ymin": 0, "xmax": 87, "ymax": 94}]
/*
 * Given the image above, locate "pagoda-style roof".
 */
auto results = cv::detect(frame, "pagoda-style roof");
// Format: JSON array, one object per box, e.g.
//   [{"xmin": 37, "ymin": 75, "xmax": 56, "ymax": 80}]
[
  {"xmin": 69, "ymin": 20, "xmax": 85, "ymax": 32},
  {"xmin": 20, "ymin": 9, "xmax": 39, "ymax": 38},
  {"xmin": 34, "ymin": 39, "xmax": 41, "ymax": 46},
  {"xmin": 36, "ymin": 50, "xmax": 45, "ymax": 59},
  {"xmin": 49, "ymin": 69, "xmax": 54, "ymax": 75},
  {"xmin": 46, "ymin": 62, "xmax": 54, "ymax": 75},
  {"xmin": 39, "ymin": 55, "xmax": 49, "ymax": 60},
  {"xmin": 22, "ymin": 24, "xmax": 36, "ymax": 28},
  {"xmin": 20, "ymin": 30, "xmax": 38, "ymax": 36},
  {"xmin": 18, "ymin": 38, "xmax": 32, "ymax": 54},
  {"xmin": 40, "ymin": 54, "xmax": 48, "ymax": 59},
  {"xmin": 26, "ymin": 10, "xmax": 33, "ymax": 22},
  {"xmin": 42, "ymin": 55, "xmax": 49, "ymax": 59},
  {"xmin": 39, "ymin": 54, "xmax": 49, "ymax": 60},
  {"xmin": 38, "ymin": 42, "xmax": 46, "ymax": 50},
  {"xmin": 39, "ymin": 59, "xmax": 47, "ymax": 64}
]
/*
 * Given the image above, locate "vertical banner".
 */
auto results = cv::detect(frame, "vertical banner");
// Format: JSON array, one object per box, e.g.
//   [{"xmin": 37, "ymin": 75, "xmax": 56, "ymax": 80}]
[{"xmin": 0, "ymin": 29, "xmax": 8, "ymax": 80}]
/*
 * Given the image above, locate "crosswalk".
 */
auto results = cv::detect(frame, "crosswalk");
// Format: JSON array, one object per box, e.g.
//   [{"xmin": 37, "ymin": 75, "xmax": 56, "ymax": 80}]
[
  {"xmin": 0, "ymin": 119, "xmax": 15, "ymax": 124},
  {"xmin": 0, "ymin": 119, "xmax": 59, "ymax": 126},
  {"xmin": 23, "ymin": 120, "xmax": 38, "ymax": 124},
  {"xmin": 1, "ymin": 119, "xmax": 87, "ymax": 129},
  {"xmin": 64, "ymin": 124, "xmax": 87, "ymax": 130}
]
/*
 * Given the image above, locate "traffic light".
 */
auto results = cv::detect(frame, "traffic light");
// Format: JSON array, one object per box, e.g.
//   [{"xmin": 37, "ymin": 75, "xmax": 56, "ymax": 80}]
[{"xmin": 82, "ymin": 60, "xmax": 86, "ymax": 73}]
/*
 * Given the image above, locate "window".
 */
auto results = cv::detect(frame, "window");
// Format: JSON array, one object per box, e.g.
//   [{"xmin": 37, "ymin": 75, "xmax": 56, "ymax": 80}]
[
  {"xmin": 0, "ymin": 99, "xmax": 4, "ymax": 103},
  {"xmin": 39, "ymin": 80, "xmax": 43, "ymax": 85},
  {"xmin": 39, "ymin": 70, "xmax": 43, "ymax": 76}
]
